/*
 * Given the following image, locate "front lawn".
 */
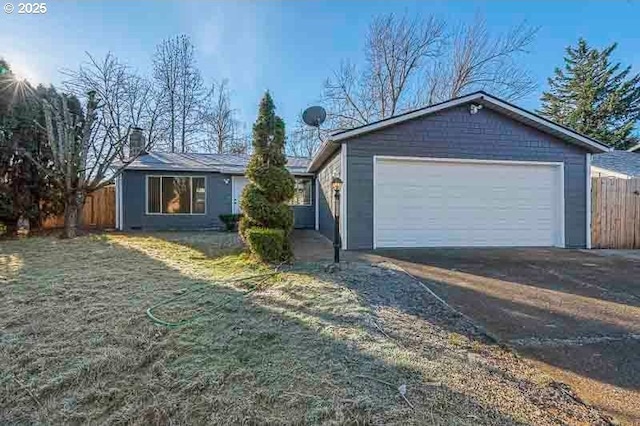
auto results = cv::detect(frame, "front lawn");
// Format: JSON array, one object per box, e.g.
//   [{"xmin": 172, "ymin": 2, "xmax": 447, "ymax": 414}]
[{"xmin": 1, "ymin": 232, "xmax": 606, "ymax": 424}]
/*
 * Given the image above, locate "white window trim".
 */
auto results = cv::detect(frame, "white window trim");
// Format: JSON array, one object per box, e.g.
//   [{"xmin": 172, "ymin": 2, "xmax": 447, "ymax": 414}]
[
  {"xmin": 372, "ymin": 156, "xmax": 566, "ymax": 249},
  {"xmin": 288, "ymin": 177, "xmax": 313, "ymax": 207},
  {"xmin": 115, "ymin": 175, "xmax": 124, "ymax": 230},
  {"xmin": 340, "ymin": 145, "xmax": 347, "ymax": 249},
  {"xmin": 145, "ymin": 175, "xmax": 207, "ymax": 216},
  {"xmin": 586, "ymin": 154, "xmax": 592, "ymax": 249},
  {"xmin": 314, "ymin": 177, "xmax": 319, "ymax": 231},
  {"xmin": 115, "ymin": 175, "xmax": 120, "ymax": 230}
]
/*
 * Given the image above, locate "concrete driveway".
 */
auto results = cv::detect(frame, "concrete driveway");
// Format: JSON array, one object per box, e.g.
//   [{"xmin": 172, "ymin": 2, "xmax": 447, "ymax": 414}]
[{"xmin": 360, "ymin": 248, "xmax": 640, "ymax": 424}]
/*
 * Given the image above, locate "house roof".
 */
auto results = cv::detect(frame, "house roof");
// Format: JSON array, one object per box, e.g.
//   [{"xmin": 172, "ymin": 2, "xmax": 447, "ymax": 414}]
[
  {"xmin": 627, "ymin": 143, "xmax": 640, "ymax": 152},
  {"xmin": 592, "ymin": 151, "xmax": 640, "ymax": 178},
  {"xmin": 307, "ymin": 91, "xmax": 611, "ymax": 172},
  {"xmin": 121, "ymin": 152, "xmax": 312, "ymax": 175}
]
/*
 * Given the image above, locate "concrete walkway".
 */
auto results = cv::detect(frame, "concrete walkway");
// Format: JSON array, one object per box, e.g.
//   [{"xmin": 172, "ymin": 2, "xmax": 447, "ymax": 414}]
[{"xmin": 291, "ymin": 230, "xmax": 335, "ymax": 262}]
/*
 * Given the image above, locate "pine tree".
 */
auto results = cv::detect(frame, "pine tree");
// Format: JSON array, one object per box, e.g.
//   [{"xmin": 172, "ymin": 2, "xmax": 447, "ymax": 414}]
[
  {"xmin": 239, "ymin": 92, "xmax": 295, "ymax": 261},
  {"xmin": 540, "ymin": 38, "xmax": 640, "ymax": 149}
]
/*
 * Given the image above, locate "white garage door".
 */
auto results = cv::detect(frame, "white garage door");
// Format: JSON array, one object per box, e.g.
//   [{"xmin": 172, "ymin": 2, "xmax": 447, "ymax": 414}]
[{"xmin": 373, "ymin": 157, "xmax": 564, "ymax": 248}]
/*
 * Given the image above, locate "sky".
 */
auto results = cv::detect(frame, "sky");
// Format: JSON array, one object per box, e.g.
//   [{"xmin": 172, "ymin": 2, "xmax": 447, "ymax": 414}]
[{"xmin": 2, "ymin": 0, "xmax": 640, "ymax": 131}]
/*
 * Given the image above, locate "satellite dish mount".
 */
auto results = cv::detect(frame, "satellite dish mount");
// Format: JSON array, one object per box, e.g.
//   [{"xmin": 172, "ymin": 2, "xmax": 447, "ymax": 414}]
[{"xmin": 302, "ymin": 106, "xmax": 327, "ymax": 128}]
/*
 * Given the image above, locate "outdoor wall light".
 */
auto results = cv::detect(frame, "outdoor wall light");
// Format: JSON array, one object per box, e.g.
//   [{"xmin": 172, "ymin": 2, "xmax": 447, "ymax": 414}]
[{"xmin": 331, "ymin": 176, "xmax": 343, "ymax": 192}]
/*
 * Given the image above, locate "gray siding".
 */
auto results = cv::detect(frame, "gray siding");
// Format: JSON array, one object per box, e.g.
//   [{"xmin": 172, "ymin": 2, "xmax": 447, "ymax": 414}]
[
  {"xmin": 292, "ymin": 179, "xmax": 315, "ymax": 229},
  {"xmin": 122, "ymin": 170, "xmax": 232, "ymax": 230},
  {"xmin": 122, "ymin": 170, "xmax": 315, "ymax": 231},
  {"xmin": 346, "ymin": 105, "xmax": 589, "ymax": 249},
  {"xmin": 316, "ymin": 149, "xmax": 341, "ymax": 240}
]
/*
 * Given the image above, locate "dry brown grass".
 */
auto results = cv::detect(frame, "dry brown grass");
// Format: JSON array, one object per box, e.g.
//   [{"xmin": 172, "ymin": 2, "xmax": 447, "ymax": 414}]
[{"xmin": 0, "ymin": 232, "xmax": 607, "ymax": 424}]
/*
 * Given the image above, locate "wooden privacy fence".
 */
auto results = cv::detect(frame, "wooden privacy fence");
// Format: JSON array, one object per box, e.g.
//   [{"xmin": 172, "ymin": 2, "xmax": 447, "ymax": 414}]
[
  {"xmin": 42, "ymin": 185, "xmax": 116, "ymax": 230},
  {"xmin": 591, "ymin": 177, "xmax": 640, "ymax": 249}
]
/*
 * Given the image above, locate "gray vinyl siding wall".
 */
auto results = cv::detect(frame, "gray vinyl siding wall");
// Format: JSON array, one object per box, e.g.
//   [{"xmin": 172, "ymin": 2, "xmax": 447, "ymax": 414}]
[
  {"xmin": 345, "ymin": 104, "xmax": 589, "ymax": 249},
  {"xmin": 122, "ymin": 170, "xmax": 231, "ymax": 230},
  {"xmin": 121, "ymin": 170, "xmax": 315, "ymax": 231},
  {"xmin": 292, "ymin": 179, "xmax": 315, "ymax": 229},
  {"xmin": 316, "ymin": 149, "xmax": 342, "ymax": 240}
]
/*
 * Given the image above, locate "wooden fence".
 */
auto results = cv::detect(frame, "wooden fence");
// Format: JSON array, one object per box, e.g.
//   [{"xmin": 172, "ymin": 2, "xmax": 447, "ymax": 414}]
[
  {"xmin": 42, "ymin": 185, "xmax": 116, "ymax": 230},
  {"xmin": 591, "ymin": 177, "xmax": 640, "ymax": 249}
]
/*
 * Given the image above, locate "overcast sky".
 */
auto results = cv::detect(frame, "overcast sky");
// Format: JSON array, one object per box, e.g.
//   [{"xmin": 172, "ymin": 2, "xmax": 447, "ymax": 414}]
[{"xmin": 2, "ymin": 0, "xmax": 639, "ymax": 131}]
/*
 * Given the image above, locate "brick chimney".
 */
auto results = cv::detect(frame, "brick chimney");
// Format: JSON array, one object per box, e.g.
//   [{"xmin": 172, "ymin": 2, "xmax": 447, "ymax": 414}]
[{"xmin": 129, "ymin": 127, "xmax": 146, "ymax": 158}]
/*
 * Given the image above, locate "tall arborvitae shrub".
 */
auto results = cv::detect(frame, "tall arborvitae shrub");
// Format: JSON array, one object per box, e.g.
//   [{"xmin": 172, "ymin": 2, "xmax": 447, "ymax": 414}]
[{"xmin": 239, "ymin": 92, "xmax": 295, "ymax": 261}]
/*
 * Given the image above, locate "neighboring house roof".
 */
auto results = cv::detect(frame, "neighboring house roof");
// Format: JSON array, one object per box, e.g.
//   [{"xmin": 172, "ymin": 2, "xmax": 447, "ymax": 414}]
[
  {"xmin": 308, "ymin": 91, "xmax": 611, "ymax": 172},
  {"xmin": 592, "ymin": 151, "xmax": 640, "ymax": 178},
  {"xmin": 121, "ymin": 152, "xmax": 312, "ymax": 175},
  {"xmin": 627, "ymin": 143, "xmax": 640, "ymax": 152}
]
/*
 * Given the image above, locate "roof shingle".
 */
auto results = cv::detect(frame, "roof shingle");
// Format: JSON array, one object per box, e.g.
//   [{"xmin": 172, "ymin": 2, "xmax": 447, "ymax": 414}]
[
  {"xmin": 122, "ymin": 152, "xmax": 312, "ymax": 175},
  {"xmin": 592, "ymin": 151, "xmax": 640, "ymax": 177}
]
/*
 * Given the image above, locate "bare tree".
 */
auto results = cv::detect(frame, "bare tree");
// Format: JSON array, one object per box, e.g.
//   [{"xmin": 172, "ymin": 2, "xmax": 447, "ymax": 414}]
[
  {"xmin": 427, "ymin": 17, "xmax": 538, "ymax": 103},
  {"xmin": 125, "ymin": 74, "xmax": 166, "ymax": 149},
  {"xmin": 324, "ymin": 13, "xmax": 445, "ymax": 130},
  {"xmin": 25, "ymin": 53, "xmax": 158, "ymax": 238},
  {"xmin": 25, "ymin": 89, "xmax": 151, "ymax": 238},
  {"xmin": 202, "ymin": 80, "xmax": 238, "ymax": 153},
  {"xmin": 287, "ymin": 114, "xmax": 325, "ymax": 158},
  {"xmin": 322, "ymin": 13, "xmax": 537, "ymax": 130},
  {"xmin": 153, "ymin": 35, "xmax": 207, "ymax": 153},
  {"xmin": 153, "ymin": 38, "xmax": 179, "ymax": 152},
  {"xmin": 226, "ymin": 133, "xmax": 250, "ymax": 155},
  {"xmin": 63, "ymin": 53, "xmax": 163, "ymax": 156}
]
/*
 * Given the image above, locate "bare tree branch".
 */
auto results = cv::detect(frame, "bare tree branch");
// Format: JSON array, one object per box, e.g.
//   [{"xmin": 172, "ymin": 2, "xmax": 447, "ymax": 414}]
[
  {"xmin": 322, "ymin": 13, "xmax": 537, "ymax": 130},
  {"xmin": 153, "ymin": 35, "xmax": 207, "ymax": 153},
  {"xmin": 428, "ymin": 17, "xmax": 538, "ymax": 102},
  {"xmin": 202, "ymin": 80, "xmax": 238, "ymax": 153},
  {"xmin": 323, "ymin": 13, "xmax": 445, "ymax": 130},
  {"xmin": 287, "ymin": 113, "xmax": 326, "ymax": 158}
]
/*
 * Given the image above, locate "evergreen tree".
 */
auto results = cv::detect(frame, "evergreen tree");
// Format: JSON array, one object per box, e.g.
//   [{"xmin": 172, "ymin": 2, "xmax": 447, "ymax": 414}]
[
  {"xmin": 540, "ymin": 39, "xmax": 640, "ymax": 149},
  {"xmin": 0, "ymin": 60, "xmax": 62, "ymax": 235},
  {"xmin": 239, "ymin": 92, "xmax": 295, "ymax": 261}
]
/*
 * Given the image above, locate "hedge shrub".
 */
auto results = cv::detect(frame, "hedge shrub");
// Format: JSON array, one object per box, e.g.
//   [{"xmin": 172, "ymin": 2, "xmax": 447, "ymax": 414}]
[
  {"xmin": 245, "ymin": 227, "xmax": 285, "ymax": 263},
  {"xmin": 219, "ymin": 213, "xmax": 242, "ymax": 232},
  {"xmin": 239, "ymin": 92, "xmax": 295, "ymax": 262}
]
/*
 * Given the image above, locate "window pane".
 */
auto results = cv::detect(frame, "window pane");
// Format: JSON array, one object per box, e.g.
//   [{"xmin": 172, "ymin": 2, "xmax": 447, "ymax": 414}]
[
  {"xmin": 147, "ymin": 177, "xmax": 161, "ymax": 213},
  {"xmin": 162, "ymin": 177, "xmax": 191, "ymax": 214},
  {"xmin": 192, "ymin": 177, "xmax": 206, "ymax": 214},
  {"xmin": 290, "ymin": 178, "xmax": 312, "ymax": 206}
]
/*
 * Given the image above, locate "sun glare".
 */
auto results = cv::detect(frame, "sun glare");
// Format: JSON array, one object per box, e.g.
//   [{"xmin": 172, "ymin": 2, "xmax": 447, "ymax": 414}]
[
  {"xmin": 0, "ymin": 71, "xmax": 36, "ymax": 104},
  {"xmin": 4, "ymin": 55, "xmax": 40, "ymax": 85}
]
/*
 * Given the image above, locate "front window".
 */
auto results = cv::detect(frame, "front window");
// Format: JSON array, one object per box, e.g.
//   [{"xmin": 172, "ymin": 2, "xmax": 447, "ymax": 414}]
[
  {"xmin": 147, "ymin": 176, "xmax": 206, "ymax": 214},
  {"xmin": 289, "ymin": 178, "xmax": 312, "ymax": 206}
]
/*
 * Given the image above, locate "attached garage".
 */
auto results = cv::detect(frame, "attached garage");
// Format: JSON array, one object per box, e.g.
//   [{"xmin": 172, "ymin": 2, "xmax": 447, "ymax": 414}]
[
  {"xmin": 309, "ymin": 91, "xmax": 611, "ymax": 250},
  {"xmin": 373, "ymin": 157, "xmax": 565, "ymax": 248}
]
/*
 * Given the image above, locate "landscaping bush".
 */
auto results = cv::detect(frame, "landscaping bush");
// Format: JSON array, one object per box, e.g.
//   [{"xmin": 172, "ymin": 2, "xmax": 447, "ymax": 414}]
[
  {"xmin": 239, "ymin": 92, "xmax": 295, "ymax": 262},
  {"xmin": 219, "ymin": 213, "xmax": 242, "ymax": 232},
  {"xmin": 245, "ymin": 227, "xmax": 285, "ymax": 262}
]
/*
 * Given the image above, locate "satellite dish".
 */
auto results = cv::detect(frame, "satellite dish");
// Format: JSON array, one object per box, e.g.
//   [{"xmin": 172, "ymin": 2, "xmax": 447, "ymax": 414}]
[{"xmin": 302, "ymin": 106, "xmax": 327, "ymax": 128}]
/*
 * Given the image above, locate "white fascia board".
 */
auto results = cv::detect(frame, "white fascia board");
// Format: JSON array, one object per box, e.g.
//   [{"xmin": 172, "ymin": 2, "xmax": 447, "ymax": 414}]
[
  {"xmin": 591, "ymin": 165, "xmax": 631, "ymax": 179},
  {"xmin": 586, "ymin": 154, "xmax": 592, "ymax": 249},
  {"xmin": 331, "ymin": 93, "xmax": 481, "ymax": 142},
  {"xmin": 307, "ymin": 93, "xmax": 611, "ymax": 173}
]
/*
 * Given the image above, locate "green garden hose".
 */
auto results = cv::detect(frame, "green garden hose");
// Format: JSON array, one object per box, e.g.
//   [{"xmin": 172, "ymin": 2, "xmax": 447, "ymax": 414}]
[{"xmin": 145, "ymin": 271, "xmax": 280, "ymax": 328}]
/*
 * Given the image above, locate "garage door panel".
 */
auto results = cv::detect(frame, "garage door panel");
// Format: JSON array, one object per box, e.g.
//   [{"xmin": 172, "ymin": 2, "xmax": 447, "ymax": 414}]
[{"xmin": 374, "ymin": 158, "xmax": 563, "ymax": 248}]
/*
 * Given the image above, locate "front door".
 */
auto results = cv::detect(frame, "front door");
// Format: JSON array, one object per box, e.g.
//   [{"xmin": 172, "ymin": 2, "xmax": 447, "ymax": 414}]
[{"xmin": 232, "ymin": 176, "xmax": 249, "ymax": 214}]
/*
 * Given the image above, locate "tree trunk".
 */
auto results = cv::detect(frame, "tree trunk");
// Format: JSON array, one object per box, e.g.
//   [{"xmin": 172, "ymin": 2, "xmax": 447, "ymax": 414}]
[{"xmin": 62, "ymin": 192, "xmax": 84, "ymax": 239}]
